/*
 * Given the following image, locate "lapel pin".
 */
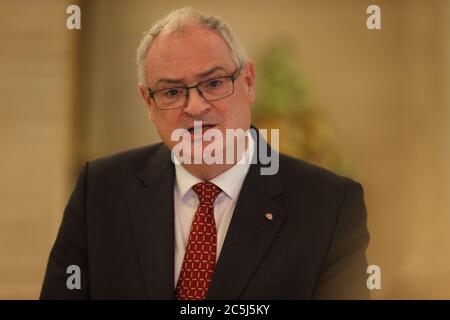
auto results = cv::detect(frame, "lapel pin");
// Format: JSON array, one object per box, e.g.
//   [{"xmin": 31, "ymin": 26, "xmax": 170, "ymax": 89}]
[{"xmin": 265, "ymin": 212, "xmax": 273, "ymax": 221}]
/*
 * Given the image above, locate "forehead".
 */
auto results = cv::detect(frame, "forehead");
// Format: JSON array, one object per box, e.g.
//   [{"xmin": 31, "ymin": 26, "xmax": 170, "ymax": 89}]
[{"xmin": 144, "ymin": 25, "xmax": 236, "ymax": 83}]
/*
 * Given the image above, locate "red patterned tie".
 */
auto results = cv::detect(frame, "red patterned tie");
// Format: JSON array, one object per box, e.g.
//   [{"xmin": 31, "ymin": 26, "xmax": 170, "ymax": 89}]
[{"xmin": 176, "ymin": 182, "xmax": 222, "ymax": 300}]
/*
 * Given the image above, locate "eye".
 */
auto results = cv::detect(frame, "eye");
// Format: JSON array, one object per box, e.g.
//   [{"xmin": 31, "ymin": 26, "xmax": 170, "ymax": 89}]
[
  {"xmin": 207, "ymin": 79, "xmax": 223, "ymax": 89},
  {"xmin": 163, "ymin": 88, "xmax": 182, "ymax": 97}
]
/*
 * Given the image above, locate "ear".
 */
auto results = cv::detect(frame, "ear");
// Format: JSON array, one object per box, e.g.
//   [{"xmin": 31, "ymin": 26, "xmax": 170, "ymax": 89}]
[
  {"xmin": 138, "ymin": 85, "xmax": 155, "ymax": 122},
  {"xmin": 243, "ymin": 61, "xmax": 256, "ymax": 104}
]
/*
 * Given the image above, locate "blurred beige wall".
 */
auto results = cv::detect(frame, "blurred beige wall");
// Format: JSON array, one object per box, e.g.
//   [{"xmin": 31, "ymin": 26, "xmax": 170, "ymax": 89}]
[
  {"xmin": 1, "ymin": 0, "xmax": 449, "ymax": 299},
  {"xmin": 0, "ymin": 0, "xmax": 78, "ymax": 298}
]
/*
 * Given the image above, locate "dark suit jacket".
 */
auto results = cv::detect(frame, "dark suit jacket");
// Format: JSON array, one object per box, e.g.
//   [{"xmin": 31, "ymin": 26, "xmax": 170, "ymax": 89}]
[{"xmin": 40, "ymin": 134, "xmax": 370, "ymax": 300}]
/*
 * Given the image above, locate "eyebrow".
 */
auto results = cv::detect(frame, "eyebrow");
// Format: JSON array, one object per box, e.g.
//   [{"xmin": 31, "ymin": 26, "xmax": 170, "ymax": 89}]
[{"xmin": 154, "ymin": 66, "xmax": 228, "ymax": 86}]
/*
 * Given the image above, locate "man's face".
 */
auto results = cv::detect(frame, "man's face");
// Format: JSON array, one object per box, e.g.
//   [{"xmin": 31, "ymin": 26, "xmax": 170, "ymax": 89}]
[{"xmin": 139, "ymin": 24, "xmax": 255, "ymax": 154}]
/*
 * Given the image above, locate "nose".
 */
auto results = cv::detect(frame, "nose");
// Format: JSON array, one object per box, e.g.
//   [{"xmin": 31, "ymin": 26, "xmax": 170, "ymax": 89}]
[{"xmin": 183, "ymin": 87, "xmax": 210, "ymax": 117}]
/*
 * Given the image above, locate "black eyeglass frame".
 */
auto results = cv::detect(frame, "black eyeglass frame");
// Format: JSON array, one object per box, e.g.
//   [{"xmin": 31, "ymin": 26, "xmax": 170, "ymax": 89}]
[{"xmin": 146, "ymin": 65, "xmax": 243, "ymax": 110}]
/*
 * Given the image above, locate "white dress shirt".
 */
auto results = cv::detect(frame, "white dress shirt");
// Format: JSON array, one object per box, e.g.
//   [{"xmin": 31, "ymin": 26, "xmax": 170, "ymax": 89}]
[{"xmin": 173, "ymin": 133, "xmax": 255, "ymax": 285}]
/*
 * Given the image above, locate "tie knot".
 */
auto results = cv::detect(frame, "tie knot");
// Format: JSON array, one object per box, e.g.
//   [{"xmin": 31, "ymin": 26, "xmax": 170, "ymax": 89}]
[{"xmin": 192, "ymin": 182, "xmax": 222, "ymax": 206}]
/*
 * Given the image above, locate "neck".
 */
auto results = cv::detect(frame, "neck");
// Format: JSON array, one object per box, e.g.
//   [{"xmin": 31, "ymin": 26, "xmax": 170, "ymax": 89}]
[
  {"xmin": 181, "ymin": 135, "xmax": 250, "ymax": 181},
  {"xmin": 182, "ymin": 163, "xmax": 236, "ymax": 181}
]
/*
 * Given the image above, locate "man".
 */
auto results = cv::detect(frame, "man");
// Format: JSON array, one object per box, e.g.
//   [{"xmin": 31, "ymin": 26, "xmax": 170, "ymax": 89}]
[{"xmin": 40, "ymin": 7, "xmax": 370, "ymax": 299}]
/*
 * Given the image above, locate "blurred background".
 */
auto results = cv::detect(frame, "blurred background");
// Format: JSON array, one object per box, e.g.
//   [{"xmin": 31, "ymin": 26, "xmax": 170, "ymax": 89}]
[{"xmin": 1, "ymin": 0, "xmax": 449, "ymax": 299}]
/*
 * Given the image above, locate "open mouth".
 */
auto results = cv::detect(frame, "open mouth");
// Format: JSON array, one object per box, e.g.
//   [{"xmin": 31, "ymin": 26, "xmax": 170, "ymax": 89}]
[{"xmin": 187, "ymin": 124, "xmax": 217, "ymax": 134}]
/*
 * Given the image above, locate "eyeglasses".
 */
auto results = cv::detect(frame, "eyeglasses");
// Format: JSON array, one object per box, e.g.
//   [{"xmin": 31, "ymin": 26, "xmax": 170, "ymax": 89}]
[{"xmin": 147, "ymin": 66, "xmax": 242, "ymax": 110}]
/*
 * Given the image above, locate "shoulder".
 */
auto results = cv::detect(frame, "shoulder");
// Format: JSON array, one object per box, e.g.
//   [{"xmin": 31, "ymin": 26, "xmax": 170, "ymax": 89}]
[
  {"xmin": 84, "ymin": 143, "xmax": 166, "ymax": 182},
  {"xmin": 276, "ymin": 152, "xmax": 360, "ymax": 200}
]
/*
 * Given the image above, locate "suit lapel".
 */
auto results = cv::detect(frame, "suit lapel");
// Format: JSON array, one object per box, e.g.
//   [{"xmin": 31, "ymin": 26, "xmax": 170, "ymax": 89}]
[
  {"xmin": 129, "ymin": 144, "xmax": 176, "ymax": 299},
  {"xmin": 128, "ymin": 130, "xmax": 286, "ymax": 300},
  {"xmin": 207, "ymin": 136, "xmax": 287, "ymax": 299}
]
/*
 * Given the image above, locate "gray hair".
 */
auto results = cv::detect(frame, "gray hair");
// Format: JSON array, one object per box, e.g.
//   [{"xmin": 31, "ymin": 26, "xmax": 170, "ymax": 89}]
[{"xmin": 136, "ymin": 7, "xmax": 248, "ymax": 85}]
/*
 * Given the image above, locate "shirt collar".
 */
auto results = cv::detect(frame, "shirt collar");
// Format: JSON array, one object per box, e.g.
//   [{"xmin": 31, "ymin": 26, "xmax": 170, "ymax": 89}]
[{"xmin": 174, "ymin": 130, "xmax": 255, "ymax": 200}]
